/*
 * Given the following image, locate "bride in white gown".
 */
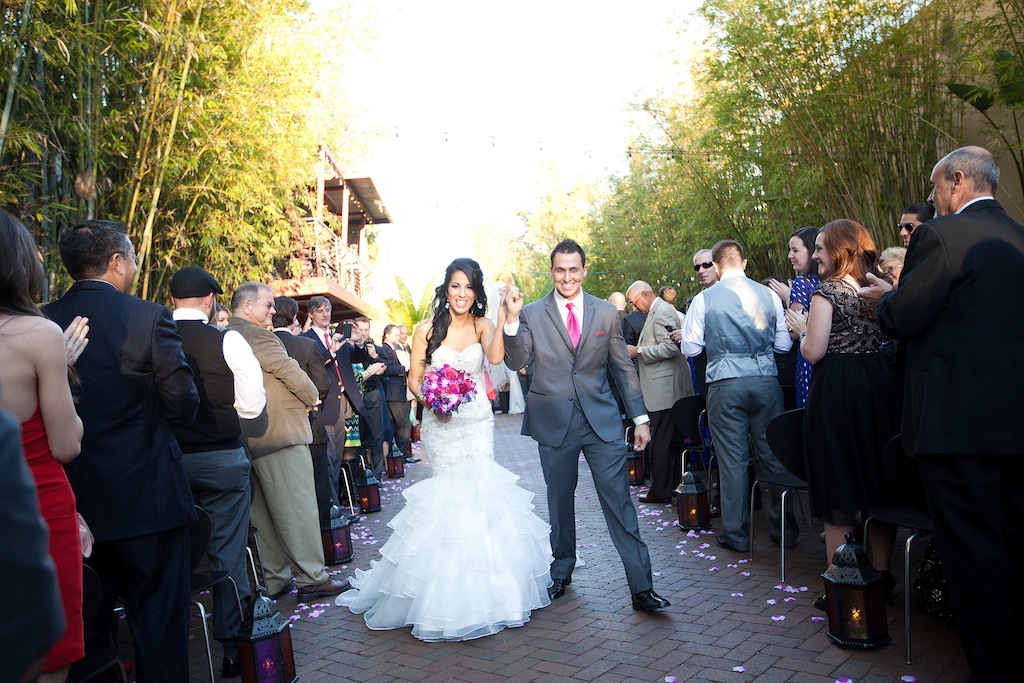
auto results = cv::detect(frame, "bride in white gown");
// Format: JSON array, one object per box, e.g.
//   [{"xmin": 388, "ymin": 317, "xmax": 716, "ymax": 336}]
[{"xmin": 336, "ymin": 258, "xmax": 552, "ymax": 641}]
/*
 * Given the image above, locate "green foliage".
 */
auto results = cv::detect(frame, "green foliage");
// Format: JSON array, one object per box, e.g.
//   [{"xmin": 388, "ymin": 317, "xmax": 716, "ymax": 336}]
[
  {"xmin": 380, "ymin": 275, "xmax": 434, "ymax": 329},
  {"xmin": 0, "ymin": 0, "xmax": 370, "ymax": 302}
]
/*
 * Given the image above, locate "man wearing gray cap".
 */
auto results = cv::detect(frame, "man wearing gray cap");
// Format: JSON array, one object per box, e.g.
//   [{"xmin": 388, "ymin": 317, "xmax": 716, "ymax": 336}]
[{"xmin": 169, "ymin": 266, "xmax": 266, "ymax": 678}]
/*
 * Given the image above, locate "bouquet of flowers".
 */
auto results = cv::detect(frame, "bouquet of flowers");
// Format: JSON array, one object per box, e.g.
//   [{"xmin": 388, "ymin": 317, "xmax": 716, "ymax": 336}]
[{"xmin": 420, "ymin": 364, "xmax": 477, "ymax": 415}]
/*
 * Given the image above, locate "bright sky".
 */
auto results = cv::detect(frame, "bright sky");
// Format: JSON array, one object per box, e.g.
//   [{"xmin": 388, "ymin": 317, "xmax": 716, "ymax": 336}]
[{"xmin": 336, "ymin": 1, "xmax": 706, "ymax": 304}]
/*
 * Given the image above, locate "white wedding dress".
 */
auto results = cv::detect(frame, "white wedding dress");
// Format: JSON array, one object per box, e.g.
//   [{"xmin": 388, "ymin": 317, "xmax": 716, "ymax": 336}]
[{"xmin": 336, "ymin": 343, "xmax": 552, "ymax": 641}]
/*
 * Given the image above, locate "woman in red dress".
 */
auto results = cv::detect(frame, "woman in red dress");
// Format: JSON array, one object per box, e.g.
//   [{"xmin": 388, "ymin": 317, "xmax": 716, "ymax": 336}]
[{"xmin": 0, "ymin": 210, "xmax": 87, "ymax": 682}]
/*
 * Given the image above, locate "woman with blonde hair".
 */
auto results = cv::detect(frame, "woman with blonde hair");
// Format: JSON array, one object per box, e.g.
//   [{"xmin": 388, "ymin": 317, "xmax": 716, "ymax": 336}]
[{"xmin": 799, "ymin": 219, "xmax": 900, "ymax": 610}]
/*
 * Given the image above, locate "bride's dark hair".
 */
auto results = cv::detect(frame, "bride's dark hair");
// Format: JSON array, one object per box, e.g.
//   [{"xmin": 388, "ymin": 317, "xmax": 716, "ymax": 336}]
[{"xmin": 424, "ymin": 257, "xmax": 487, "ymax": 364}]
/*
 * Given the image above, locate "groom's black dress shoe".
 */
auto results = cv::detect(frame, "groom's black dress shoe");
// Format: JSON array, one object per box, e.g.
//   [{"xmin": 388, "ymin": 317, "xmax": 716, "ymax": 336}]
[
  {"xmin": 632, "ymin": 589, "xmax": 671, "ymax": 611},
  {"xmin": 548, "ymin": 575, "xmax": 572, "ymax": 600}
]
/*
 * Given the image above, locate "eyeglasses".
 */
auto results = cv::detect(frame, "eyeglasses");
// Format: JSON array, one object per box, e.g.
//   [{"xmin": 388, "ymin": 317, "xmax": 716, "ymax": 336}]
[
  {"xmin": 693, "ymin": 262, "xmax": 714, "ymax": 271},
  {"xmin": 897, "ymin": 222, "xmax": 918, "ymax": 232},
  {"xmin": 628, "ymin": 294, "xmax": 643, "ymax": 307},
  {"xmin": 880, "ymin": 262, "xmax": 903, "ymax": 276},
  {"xmin": 116, "ymin": 250, "xmax": 137, "ymax": 263}
]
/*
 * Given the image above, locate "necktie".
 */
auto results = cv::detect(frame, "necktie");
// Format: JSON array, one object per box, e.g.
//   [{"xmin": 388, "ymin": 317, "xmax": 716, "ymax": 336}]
[
  {"xmin": 566, "ymin": 302, "xmax": 581, "ymax": 348},
  {"xmin": 325, "ymin": 332, "xmax": 342, "ymax": 381}
]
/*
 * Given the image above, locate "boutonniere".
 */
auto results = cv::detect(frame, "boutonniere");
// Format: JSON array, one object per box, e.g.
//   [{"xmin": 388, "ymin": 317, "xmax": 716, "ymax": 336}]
[{"xmin": 594, "ymin": 330, "xmax": 606, "ymax": 337}]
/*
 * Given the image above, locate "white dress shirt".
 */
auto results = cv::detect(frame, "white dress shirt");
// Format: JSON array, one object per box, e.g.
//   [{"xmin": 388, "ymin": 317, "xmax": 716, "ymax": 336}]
[
  {"xmin": 172, "ymin": 308, "xmax": 266, "ymax": 419},
  {"xmin": 678, "ymin": 269, "xmax": 792, "ymax": 358}
]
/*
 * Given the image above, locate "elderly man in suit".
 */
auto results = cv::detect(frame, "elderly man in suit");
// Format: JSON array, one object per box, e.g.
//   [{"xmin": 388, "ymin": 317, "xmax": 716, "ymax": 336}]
[
  {"xmin": 228, "ymin": 284, "xmax": 349, "ymax": 601},
  {"xmin": 861, "ymin": 146, "xmax": 1024, "ymax": 680},
  {"xmin": 43, "ymin": 220, "xmax": 199, "ymax": 681},
  {"xmin": 625, "ymin": 281, "xmax": 694, "ymax": 503},
  {"xmin": 504, "ymin": 239, "xmax": 669, "ymax": 612},
  {"xmin": 679, "ymin": 240, "xmax": 796, "ymax": 554}
]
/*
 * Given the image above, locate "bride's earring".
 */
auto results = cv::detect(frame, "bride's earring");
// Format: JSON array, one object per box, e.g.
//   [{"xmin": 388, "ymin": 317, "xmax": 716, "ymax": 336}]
[
  {"xmin": 444, "ymin": 301, "xmax": 450, "ymax": 310},
  {"xmin": 476, "ymin": 301, "xmax": 483, "ymax": 310}
]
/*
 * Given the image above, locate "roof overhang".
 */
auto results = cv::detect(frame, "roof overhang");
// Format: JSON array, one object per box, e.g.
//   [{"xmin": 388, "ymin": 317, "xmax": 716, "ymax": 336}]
[{"xmin": 270, "ymin": 277, "xmax": 377, "ymax": 322}]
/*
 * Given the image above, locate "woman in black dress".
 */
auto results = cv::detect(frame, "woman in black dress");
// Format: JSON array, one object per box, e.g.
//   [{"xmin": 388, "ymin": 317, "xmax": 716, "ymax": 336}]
[{"xmin": 800, "ymin": 219, "xmax": 900, "ymax": 606}]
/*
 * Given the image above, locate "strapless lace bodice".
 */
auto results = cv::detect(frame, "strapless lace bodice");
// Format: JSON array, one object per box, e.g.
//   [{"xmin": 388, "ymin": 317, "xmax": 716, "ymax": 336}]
[{"xmin": 420, "ymin": 343, "xmax": 494, "ymax": 473}]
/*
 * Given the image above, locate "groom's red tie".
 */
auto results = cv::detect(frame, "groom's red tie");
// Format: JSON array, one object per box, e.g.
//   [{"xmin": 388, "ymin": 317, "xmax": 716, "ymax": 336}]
[{"xmin": 566, "ymin": 302, "xmax": 581, "ymax": 347}]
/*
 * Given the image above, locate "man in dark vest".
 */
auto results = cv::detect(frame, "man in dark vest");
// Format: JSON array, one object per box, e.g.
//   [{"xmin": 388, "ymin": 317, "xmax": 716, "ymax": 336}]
[{"xmin": 169, "ymin": 266, "xmax": 266, "ymax": 678}]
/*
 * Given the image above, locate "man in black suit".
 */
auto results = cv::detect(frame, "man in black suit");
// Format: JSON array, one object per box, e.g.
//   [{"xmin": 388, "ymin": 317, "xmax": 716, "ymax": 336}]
[
  {"xmin": 272, "ymin": 296, "xmax": 333, "ymax": 524},
  {"xmin": 380, "ymin": 324, "xmax": 419, "ymax": 464},
  {"xmin": 301, "ymin": 296, "xmax": 373, "ymax": 496},
  {"xmin": 43, "ymin": 220, "xmax": 199, "ymax": 682},
  {"xmin": 862, "ymin": 146, "xmax": 1024, "ymax": 680}
]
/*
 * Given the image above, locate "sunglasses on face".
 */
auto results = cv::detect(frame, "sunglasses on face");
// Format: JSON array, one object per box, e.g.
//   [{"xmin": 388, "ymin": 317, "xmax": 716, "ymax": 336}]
[
  {"xmin": 693, "ymin": 262, "xmax": 714, "ymax": 272},
  {"xmin": 898, "ymin": 222, "xmax": 918, "ymax": 232}
]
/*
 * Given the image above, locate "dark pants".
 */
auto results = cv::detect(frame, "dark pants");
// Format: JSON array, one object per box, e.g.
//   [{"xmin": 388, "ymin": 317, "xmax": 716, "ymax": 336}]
[
  {"xmin": 183, "ymin": 447, "xmax": 253, "ymax": 653},
  {"xmin": 387, "ymin": 400, "xmax": 412, "ymax": 457},
  {"xmin": 919, "ymin": 453, "xmax": 1024, "ymax": 682},
  {"xmin": 86, "ymin": 525, "xmax": 191, "ymax": 683},
  {"xmin": 360, "ymin": 386, "xmax": 387, "ymax": 477},
  {"xmin": 646, "ymin": 408, "xmax": 681, "ymax": 499},
  {"xmin": 309, "ymin": 442, "xmax": 334, "ymax": 525},
  {"xmin": 538, "ymin": 403, "xmax": 653, "ymax": 594}
]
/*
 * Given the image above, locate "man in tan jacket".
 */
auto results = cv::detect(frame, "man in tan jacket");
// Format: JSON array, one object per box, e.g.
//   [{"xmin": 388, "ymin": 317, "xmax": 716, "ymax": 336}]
[
  {"xmin": 228, "ymin": 282, "xmax": 350, "ymax": 600},
  {"xmin": 626, "ymin": 281, "xmax": 694, "ymax": 503}
]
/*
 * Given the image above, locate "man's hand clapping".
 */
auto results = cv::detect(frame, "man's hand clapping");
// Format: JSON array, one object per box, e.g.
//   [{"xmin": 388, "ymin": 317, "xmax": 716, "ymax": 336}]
[{"xmin": 858, "ymin": 272, "xmax": 893, "ymax": 305}]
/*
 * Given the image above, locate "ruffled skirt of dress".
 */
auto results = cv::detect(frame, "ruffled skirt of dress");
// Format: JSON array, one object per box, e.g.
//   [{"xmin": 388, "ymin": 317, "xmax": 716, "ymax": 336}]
[{"xmin": 336, "ymin": 455, "xmax": 553, "ymax": 641}]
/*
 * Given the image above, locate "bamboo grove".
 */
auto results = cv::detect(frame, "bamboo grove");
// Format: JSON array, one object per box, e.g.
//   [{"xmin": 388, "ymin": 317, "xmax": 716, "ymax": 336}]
[{"xmin": 1, "ymin": 0, "xmax": 369, "ymax": 302}]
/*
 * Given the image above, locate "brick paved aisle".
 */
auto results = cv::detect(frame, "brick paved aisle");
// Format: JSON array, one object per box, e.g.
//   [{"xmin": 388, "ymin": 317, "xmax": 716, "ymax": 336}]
[{"xmin": 182, "ymin": 413, "xmax": 969, "ymax": 682}]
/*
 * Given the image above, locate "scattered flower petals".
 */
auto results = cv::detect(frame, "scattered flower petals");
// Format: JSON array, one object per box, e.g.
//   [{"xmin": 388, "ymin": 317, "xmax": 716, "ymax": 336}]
[
  {"xmin": 771, "ymin": 615, "xmax": 785, "ymax": 621},
  {"xmin": 731, "ymin": 592, "xmax": 743, "ymax": 598},
  {"xmin": 740, "ymin": 571, "xmax": 751, "ymax": 577},
  {"xmin": 733, "ymin": 666, "xmax": 746, "ymax": 672},
  {"xmin": 900, "ymin": 678, "xmax": 917, "ymax": 682},
  {"xmin": 836, "ymin": 678, "xmax": 853, "ymax": 683},
  {"xmin": 665, "ymin": 677, "xmax": 678, "ymax": 683},
  {"xmin": 766, "ymin": 599, "xmax": 777, "ymax": 605},
  {"xmin": 727, "ymin": 563, "xmax": 738, "ymax": 568},
  {"xmin": 706, "ymin": 555, "xmax": 717, "ymax": 561},
  {"xmin": 811, "ymin": 616, "xmax": 825, "ymax": 622},
  {"xmin": 654, "ymin": 571, "xmax": 663, "ymax": 577},
  {"xmin": 709, "ymin": 567, "xmax": 720, "ymax": 572},
  {"xmin": 288, "ymin": 615, "xmax": 300, "ymax": 622},
  {"xmin": 784, "ymin": 597, "xmax": 796, "ymax": 603},
  {"xmin": 687, "ymin": 530, "xmax": 699, "ymax": 538}
]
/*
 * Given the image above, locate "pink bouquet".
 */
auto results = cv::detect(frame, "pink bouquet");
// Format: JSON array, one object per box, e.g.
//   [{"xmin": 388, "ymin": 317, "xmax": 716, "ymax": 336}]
[{"xmin": 420, "ymin": 364, "xmax": 477, "ymax": 415}]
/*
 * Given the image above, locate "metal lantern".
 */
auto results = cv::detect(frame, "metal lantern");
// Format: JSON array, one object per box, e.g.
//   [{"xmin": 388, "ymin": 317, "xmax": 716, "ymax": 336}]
[
  {"xmin": 674, "ymin": 469, "xmax": 712, "ymax": 530},
  {"xmin": 321, "ymin": 505, "xmax": 354, "ymax": 565},
  {"xmin": 822, "ymin": 532, "xmax": 891, "ymax": 649},
  {"xmin": 385, "ymin": 452, "xmax": 405, "ymax": 479},
  {"xmin": 357, "ymin": 456, "xmax": 381, "ymax": 513},
  {"xmin": 625, "ymin": 425, "xmax": 645, "ymax": 485},
  {"xmin": 236, "ymin": 593, "xmax": 297, "ymax": 683}
]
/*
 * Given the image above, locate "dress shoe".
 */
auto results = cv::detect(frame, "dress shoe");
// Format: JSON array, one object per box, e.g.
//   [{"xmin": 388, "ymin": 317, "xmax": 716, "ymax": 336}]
[
  {"xmin": 715, "ymin": 535, "xmax": 749, "ymax": 553},
  {"xmin": 297, "ymin": 577, "xmax": 351, "ymax": 599},
  {"xmin": 221, "ymin": 656, "xmax": 241, "ymax": 678},
  {"xmin": 548, "ymin": 575, "xmax": 571, "ymax": 600},
  {"xmin": 403, "ymin": 455, "xmax": 421, "ymax": 463},
  {"xmin": 638, "ymin": 495, "xmax": 671, "ymax": 504},
  {"xmin": 709, "ymin": 505, "xmax": 721, "ymax": 519},
  {"xmin": 267, "ymin": 578, "xmax": 294, "ymax": 600},
  {"xmin": 632, "ymin": 589, "xmax": 671, "ymax": 611},
  {"xmin": 813, "ymin": 593, "xmax": 828, "ymax": 611}
]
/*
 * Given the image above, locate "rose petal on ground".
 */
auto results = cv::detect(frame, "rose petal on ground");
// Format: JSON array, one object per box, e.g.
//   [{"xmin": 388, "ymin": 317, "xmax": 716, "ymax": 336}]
[
  {"xmin": 900, "ymin": 678, "xmax": 917, "ymax": 682},
  {"xmin": 654, "ymin": 571, "xmax": 662, "ymax": 577},
  {"xmin": 784, "ymin": 597, "xmax": 796, "ymax": 603},
  {"xmin": 709, "ymin": 567, "xmax": 720, "ymax": 572},
  {"xmin": 740, "ymin": 571, "xmax": 751, "ymax": 577},
  {"xmin": 811, "ymin": 616, "xmax": 825, "ymax": 622},
  {"xmin": 836, "ymin": 678, "xmax": 853, "ymax": 683},
  {"xmin": 665, "ymin": 677, "xmax": 678, "ymax": 683},
  {"xmin": 766, "ymin": 599, "xmax": 778, "ymax": 605},
  {"xmin": 733, "ymin": 666, "xmax": 746, "ymax": 672},
  {"xmin": 731, "ymin": 592, "xmax": 743, "ymax": 598},
  {"xmin": 771, "ymin": 615, "xmax": 785, "ymax": 621}
]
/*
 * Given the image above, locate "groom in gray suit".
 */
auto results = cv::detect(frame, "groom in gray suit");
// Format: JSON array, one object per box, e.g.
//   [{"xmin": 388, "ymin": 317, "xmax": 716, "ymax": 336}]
[{"xmin": 504, "ymin": 239, "xmax": 670, "ymax": 611}]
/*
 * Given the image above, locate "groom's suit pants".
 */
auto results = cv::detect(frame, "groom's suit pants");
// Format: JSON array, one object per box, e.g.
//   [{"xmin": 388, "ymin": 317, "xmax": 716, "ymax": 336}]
[{"xmin": 538, "ymin": 403, "xmax": 653, "ymax": 594}]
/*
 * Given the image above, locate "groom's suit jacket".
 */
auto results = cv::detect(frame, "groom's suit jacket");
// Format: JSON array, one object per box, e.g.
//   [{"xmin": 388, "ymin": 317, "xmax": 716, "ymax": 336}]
[{"xmin": 505, "ymin": 290, "xmax": 646, "ymax": 447}]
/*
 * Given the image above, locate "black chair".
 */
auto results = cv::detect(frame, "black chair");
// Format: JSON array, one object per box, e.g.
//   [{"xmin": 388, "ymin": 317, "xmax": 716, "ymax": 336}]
[
  {"xmin": 671, "ymin": 395, "xmax": 714, "ymax": 477},
  {"xmin": 189, "ymin": 505, "xmax": 244, "ymax": 683},
  {"xmin": 863, "ymin": 435, "xmax": 935, "ymax": 665},
  {"xmin": 247, "ymin": 525, "xmax": 267, "ymax": 592},
  {"xmin": 67, "ymin": 564, "xmax": 129, "ymax": 683},
  {"xmin": 749, "ymin": 408, "xmax": 808, "ymax": 581}
]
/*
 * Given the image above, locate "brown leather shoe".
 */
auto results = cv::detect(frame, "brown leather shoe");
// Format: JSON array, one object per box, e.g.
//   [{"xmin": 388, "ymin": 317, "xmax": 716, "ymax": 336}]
[{"xmin": 297, "ymin": 577, "xmax": 351, "ymax": 599}]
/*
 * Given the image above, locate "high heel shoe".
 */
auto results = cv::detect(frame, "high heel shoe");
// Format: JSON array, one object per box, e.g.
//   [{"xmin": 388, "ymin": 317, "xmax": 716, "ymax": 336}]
[{"xmin": 879, "ymin": 570, "xmax": 895, "ymax": 605}]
